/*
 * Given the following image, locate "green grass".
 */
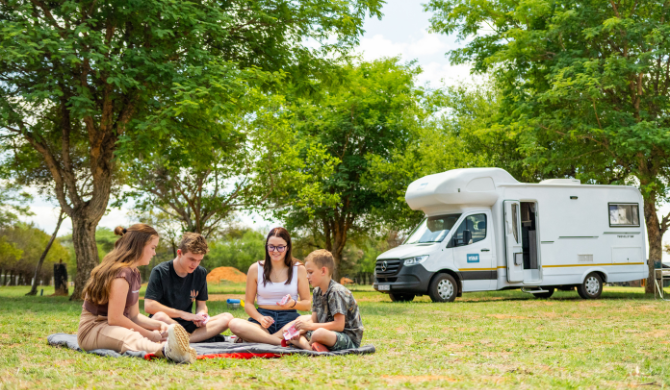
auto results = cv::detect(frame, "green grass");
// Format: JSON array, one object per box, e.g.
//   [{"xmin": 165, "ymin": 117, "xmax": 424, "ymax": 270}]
[{"xmin": 2, "ymin": 285, "xmax": 670, "ymax": 389}]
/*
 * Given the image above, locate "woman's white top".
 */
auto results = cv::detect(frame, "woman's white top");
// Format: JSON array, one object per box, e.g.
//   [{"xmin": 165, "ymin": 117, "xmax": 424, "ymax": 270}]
[{"xmin": 256, "ymin": 262, "xmax": 299, "ymax": 306}]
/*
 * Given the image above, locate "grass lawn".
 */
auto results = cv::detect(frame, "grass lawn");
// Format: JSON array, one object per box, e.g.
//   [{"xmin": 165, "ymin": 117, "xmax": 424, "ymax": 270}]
[{"xmin": 1, "ymin": 284, "xmax": 670, "ymax": 389}]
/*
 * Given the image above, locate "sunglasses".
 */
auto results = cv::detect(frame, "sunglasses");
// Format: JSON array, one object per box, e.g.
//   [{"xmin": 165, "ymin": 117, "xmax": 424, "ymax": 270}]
[{"xmin": 267, "ymin": 245, "xmax": 288, "ymax": 253}]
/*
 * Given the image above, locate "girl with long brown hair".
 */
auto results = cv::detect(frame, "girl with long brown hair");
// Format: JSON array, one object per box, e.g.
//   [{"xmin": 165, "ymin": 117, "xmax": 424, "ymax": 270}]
[
  {"xmin": 228, "ymin": 227, "xmax": 311, "ymax": 345},
  {"xmin": 77, "ymin": 224, "xmax": 196, "ymax": 363}
]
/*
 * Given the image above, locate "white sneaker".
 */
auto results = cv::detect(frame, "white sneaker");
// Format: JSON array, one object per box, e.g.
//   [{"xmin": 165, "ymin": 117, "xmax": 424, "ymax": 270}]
[{"xmin": 164, "ymin": 324, "xmax": 196, "ymax": 364}]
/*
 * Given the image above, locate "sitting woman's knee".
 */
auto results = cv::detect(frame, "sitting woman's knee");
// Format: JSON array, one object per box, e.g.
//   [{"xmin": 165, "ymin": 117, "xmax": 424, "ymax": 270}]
[{"xmin": 228, "ymin": 318, "xmax": 246, "ymax": 333}]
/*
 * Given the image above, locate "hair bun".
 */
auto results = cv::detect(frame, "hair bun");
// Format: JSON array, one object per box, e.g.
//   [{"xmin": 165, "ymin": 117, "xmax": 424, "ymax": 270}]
[{"xmin": 114, "ymin": 226, "xmax": 127, "ymax": 236}]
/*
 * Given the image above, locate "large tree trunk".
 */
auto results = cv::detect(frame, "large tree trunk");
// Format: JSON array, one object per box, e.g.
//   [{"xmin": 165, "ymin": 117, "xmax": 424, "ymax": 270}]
[
  {"xmin": 26, "ymin": 210, "xmax": 66, "ymax": 296},
  {"xmin": 644, "ymin": 199, "xmax": 663, "ymax": 294},
  {"xmin": 69, "ymin": 215, "xmax": 102, "ymax": 300}
]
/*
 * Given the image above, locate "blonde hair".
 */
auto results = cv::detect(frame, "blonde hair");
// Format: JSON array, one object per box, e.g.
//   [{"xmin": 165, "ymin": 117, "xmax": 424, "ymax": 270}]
[
  {"xmin": 305, "ymin": 249, "xmax": 335, "ymax": 276},
  {"xmin": 82, "ymin": 224, "xmax": 159, "ymax": 305},
  {"xmin": 178, "ymin": 232, "xmax": 209, "ymax": 255}
]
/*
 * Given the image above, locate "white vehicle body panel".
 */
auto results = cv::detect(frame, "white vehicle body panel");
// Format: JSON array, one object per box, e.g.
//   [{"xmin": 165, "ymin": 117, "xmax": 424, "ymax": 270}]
[{"xmin": 375, "ymin": 168, "xmax": 648, "ymax": 295}]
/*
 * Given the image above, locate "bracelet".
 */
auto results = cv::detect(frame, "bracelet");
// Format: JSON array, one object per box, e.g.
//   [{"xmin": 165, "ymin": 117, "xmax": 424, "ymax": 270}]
[{"xmin": 290, "ymin": 299, "xmax": 297, "ymax": 308}]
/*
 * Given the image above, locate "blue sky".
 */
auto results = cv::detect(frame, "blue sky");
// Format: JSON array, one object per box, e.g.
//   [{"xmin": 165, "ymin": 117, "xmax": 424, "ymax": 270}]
[{"xmin": 21, "ymin": 0, "xmax": 670, "ymax": 260}]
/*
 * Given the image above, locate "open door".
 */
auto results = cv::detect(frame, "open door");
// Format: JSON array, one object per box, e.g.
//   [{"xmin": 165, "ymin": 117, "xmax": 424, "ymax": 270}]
[{"xmin": 504, "ymin": 200, "xmax": 524, "ymax": 283}]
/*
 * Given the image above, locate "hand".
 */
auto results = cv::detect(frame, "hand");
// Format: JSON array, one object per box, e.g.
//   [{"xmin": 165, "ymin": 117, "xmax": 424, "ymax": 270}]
[
  {"xmin": 294, "ymin": 318, "xmax": 313, "ymax": 331},
  {"xmin": 193, "ymin": 312, "xmax": 208, "ymax": 328},
  {"xmin": 158, "ymin": 322, "xmax": 169, "ymax": 339},
  {"xmin": 259, "ymin": 316, "xmax": 275, "ymax": 329},
  {"xmin": 149, "ymin": 330, "xmax": 163, "ymax": 343},
  {"xmin": 182, "ymin": 312, "xmax": 205, "ymax": 323},
  {"xmin": 276, "ymin": 295, "xmax": 294, "ymax": 308}
]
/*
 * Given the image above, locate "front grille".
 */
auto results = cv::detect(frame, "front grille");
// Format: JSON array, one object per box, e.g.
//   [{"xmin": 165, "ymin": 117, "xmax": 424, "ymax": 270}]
[
  {"xmin": 375, "ymin": 259, "xmax": 402, "ymax": 276},
  {"xmin": 375, "ymin": 276, "xmax": 398, "ymax": 283}
]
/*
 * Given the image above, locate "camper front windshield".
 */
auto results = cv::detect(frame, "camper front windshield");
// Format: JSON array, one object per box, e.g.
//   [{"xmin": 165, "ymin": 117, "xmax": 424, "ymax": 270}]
[{"xmin": 405, "ymin": 214, "xmax": 462, "ymax": 244}]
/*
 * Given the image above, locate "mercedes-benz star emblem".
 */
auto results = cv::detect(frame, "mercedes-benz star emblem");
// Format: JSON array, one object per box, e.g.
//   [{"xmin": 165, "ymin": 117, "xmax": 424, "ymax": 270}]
[{"xmin": 381, "ymin": 261, "xmax": 388, "ymax": 272}]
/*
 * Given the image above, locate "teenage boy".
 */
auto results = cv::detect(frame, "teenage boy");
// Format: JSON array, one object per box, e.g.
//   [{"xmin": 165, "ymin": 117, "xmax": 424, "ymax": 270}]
[
  {"xmin": 144, "ymin": 233, "xmax": 233, "ymax": 342},
  {"xmin": 287, "ymin": 249, "xmax": 363, "ymax": 351}
]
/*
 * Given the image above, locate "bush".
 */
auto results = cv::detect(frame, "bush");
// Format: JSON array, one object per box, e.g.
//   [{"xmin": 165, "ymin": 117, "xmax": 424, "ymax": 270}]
[{"xmin": 203, "ymin": 229, "xmax": 265, "ymax": 274}]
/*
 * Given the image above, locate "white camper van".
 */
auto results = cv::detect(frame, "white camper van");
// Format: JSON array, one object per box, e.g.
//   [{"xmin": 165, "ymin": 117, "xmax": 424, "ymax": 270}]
[{"xmin": 373, "ymin": 168, "xmax": 648, "ymax": 302}]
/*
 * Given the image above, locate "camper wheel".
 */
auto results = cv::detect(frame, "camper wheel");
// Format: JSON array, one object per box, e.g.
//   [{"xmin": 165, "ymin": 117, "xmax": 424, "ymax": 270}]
[
  {"xmin": 577, "ymin": 273, "xmax": 603, "ymax": 299},
  {"xmin": 389, "ymin": 293, "xmax": 415, "ymax": 302},
  {"xmin": 532, "ymin": 287, "xmax": 555, "ymax": 299},
  {"xmin": 428, "ymin": 274, "xmax": 457, "ymax": 303}
]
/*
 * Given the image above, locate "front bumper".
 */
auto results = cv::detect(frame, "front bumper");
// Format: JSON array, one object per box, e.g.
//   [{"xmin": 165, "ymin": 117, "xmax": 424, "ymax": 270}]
[{"xmin": 373, "ymin": 263, "xmax": 434, "ymax": 294}]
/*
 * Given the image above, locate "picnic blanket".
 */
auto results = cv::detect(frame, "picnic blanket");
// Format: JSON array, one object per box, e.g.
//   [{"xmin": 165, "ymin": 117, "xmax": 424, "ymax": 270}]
[{"xmin": 47, "ymin": 333, "xmax": 375, "ymax": 360}]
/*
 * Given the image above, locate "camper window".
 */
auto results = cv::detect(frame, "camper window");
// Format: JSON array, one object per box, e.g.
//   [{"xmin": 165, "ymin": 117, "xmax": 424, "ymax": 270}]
[
  {"xmin": 405, "ymin": 214, "xmax": 461, "ymax": 244},
  {"xmin": 511, "ymin": 203, "xmax": 519, "ymax": 243},
  {"xmin": 448, "ymin": 214, "xmax": 487, "ymax": 248},
  {"xmin": 608, "ymin": 203, "xmax": 640, "ymax": 227}
]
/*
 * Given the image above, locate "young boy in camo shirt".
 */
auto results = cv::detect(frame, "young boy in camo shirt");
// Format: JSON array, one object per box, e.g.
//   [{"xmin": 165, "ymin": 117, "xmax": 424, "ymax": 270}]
[{"xmin": 288, "ymin": 249, "xmax": 363, "ymax": 351}]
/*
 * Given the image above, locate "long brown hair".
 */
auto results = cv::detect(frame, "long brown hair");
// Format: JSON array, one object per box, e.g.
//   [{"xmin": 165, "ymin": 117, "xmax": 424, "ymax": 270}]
[
  {"xmin": 82, "ymin": 224, "xmax": 159, "ymax": 305},
  {"xmin": 262, "ymin": 227, "xmax": 295, "ymax": 286}
]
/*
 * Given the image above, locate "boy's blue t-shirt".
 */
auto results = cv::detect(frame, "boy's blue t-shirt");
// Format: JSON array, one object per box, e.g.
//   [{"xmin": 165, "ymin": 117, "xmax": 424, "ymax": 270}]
[{"xmin": 311, "ymin": 280, "xmax": 364, "ymax": 347}]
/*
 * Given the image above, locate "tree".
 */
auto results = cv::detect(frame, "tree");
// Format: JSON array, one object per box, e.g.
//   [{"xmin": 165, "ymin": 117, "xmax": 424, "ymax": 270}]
[
  {"xmin": 0, "ymin": 0, "xmax": 383, "ymax": 299},
  {"xmin": 265, "ymin": 58, "xmax": 436, "ymax": 274},
  {"xmin": 427, "ymin": 0, "xmax": 670, "ymax": 293},
  {"xmin": 26, "ymin": 209, "xmax": 66, "ymax": 296},
  {"xmin": 204, "ymin": 228, "xmax": 266, "ymax": 274},
  {"xmin": 0, "ymin": 223, "xmax": 69, "ymax": 286}
]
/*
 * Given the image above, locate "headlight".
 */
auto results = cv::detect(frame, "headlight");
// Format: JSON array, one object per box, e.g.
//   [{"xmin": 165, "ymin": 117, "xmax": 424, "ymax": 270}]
[{"xmin": 403, "ymin": 255, "xmax": 429, "ymax": 266}]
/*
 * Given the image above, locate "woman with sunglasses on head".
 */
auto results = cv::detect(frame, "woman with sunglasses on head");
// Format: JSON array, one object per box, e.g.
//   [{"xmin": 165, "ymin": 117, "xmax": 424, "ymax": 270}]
[{"xmin": 228, "ymin": 227, "xmax": 310, "ymax": 345}]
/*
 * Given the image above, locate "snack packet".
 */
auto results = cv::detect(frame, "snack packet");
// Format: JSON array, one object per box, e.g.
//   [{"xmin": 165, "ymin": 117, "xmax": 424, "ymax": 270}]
[{"xmin": 201, "ymin": 313, "xmax": 210, "ymax": 324}]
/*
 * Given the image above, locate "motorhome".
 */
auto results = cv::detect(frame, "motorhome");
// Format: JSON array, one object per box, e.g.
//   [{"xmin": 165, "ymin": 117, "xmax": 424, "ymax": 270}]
[{"xmin": 373, "ymin": 168, "xmax": 648, "ymax": 302}]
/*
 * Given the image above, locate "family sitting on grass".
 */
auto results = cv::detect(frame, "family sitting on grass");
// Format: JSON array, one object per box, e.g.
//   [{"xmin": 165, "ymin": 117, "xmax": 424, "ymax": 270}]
[{"xmin": 76, "ymin": 225, "xmax": 364, "ymax": 364}]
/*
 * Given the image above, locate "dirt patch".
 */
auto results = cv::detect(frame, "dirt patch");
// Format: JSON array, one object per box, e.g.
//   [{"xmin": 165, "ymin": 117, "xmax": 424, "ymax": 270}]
[
  {"xmin": 208, "ymin": 294, "xmax": 245, "ymax": 302},
  {"xmin": 207, "ymin": 267, "xmax": 247, "ymax": 283}
]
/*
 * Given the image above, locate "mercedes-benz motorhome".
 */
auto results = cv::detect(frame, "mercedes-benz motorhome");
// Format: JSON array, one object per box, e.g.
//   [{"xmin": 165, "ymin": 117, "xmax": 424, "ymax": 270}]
[{"xmin": 373, "ymin": 168, "xmax": 648, "ymax": 302}]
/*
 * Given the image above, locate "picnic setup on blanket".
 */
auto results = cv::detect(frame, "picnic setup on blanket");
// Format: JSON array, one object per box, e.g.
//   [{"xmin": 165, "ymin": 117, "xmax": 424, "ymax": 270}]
[{"xmin": 48, "ymin": 333, "xmax": 376, "ymax": 360}]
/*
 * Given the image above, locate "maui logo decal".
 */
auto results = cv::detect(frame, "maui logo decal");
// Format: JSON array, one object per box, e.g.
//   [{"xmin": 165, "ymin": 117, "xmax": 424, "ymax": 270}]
[{"xmin": 467, "ymin": 254, "xmax": 480, "ymax": 263}]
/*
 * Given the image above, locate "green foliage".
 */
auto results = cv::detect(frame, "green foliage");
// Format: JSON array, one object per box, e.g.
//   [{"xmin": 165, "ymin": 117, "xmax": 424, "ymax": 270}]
[
  {"xmin": 426, "ymin": 0, "xmax": 670, "ymax": 277},
  {"xmin": 426, "ymin": 0, "xmax": 670, "ymax": 194},
  {"xmin": 0, "ymin": 181, "xmax": 33, "ymax": 228},
  {"xmin": 0, "ymin": 0, "xmax": 385, "ymax": 297},
  {"xmin": 0, "ymin": 223, "xmax": 69, "ymax": 281},
  {"xmin": 263, "ymin": 58, "xmax": 437, "ymax": 265},
  {"xmin": 203, "ymin": 229, "xmax": 266, "ymax": 274}
]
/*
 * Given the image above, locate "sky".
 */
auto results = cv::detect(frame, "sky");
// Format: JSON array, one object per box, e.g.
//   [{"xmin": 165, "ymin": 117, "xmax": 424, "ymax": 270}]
[{"xmin": 19, "ymin": 0, "xmax": 670, "ymax": 260}]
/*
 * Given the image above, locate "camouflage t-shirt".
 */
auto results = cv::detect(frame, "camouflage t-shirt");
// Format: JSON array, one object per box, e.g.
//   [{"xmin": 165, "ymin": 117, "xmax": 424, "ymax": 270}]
[{"xmin": 312, "ymin": 280, "xmax": 363, "ymax": 347}]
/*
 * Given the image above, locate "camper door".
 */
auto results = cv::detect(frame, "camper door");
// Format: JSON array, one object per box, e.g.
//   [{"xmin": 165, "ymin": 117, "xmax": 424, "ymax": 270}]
[{"xmin": 504, "ymin": 200, "xmax": 524, "ymax": 282}]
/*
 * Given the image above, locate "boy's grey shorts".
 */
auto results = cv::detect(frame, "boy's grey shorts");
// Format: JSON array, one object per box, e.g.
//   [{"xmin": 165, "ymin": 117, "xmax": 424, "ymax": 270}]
[{"xmin": 305, "ymin": 330, "xmax": 358, "ymax": 351}]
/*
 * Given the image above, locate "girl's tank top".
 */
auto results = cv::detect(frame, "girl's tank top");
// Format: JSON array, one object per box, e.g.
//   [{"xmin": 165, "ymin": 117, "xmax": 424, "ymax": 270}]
[{"xmin": 256, "ymin": 262, "xmax": 299, "ymax": 307}]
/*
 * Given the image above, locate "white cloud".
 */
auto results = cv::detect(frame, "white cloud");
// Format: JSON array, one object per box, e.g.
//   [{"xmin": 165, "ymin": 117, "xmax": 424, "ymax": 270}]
[
  {"xmin": 407, "ymin": 31, "xmax": 447, "ymax": 56},
  {"xmin": 356, "ymin": 34, "xmax": 408, "ymax": 61}
]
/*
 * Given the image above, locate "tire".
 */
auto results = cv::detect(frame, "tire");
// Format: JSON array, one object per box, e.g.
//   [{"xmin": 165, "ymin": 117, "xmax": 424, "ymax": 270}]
[
  {"xmin": 389, "ymin": 293, "xmax": 415, "ymax": 302},
  {"xmin": 532, "ymin": 287, "xmax": 555, "ymax": 299},
  {"xmin": 428, "ymin": 274, "xmax": 457, "ymax": 302},
  {"xmin": 577, "ymin": 273, "xmax": 603, "ymax": 299}
]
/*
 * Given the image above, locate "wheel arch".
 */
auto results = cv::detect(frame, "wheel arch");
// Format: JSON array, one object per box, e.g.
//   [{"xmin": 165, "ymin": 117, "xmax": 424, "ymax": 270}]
[
  {"xmin": 582, "ymin": 268, "xmax": 608, "ymax": 284},
  {"xmin": 431, "ymin": 268, "xmax": 463, "ymax": 297}
]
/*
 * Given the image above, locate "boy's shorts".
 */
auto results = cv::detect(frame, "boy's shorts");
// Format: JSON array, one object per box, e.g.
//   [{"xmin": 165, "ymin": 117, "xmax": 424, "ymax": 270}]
[
  {"xmin": 306, "ymin": 330, "xmax": 358, "ymax": 351},
  {"xmin": 175, "ymin": 318, "xmax": 198, "ymax": 334}
]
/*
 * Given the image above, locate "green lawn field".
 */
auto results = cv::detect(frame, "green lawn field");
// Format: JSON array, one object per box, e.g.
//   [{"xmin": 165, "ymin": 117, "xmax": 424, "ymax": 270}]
[{"xmin": 1, "ymin": 284, "xmax": 670, "ymax": 389}]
